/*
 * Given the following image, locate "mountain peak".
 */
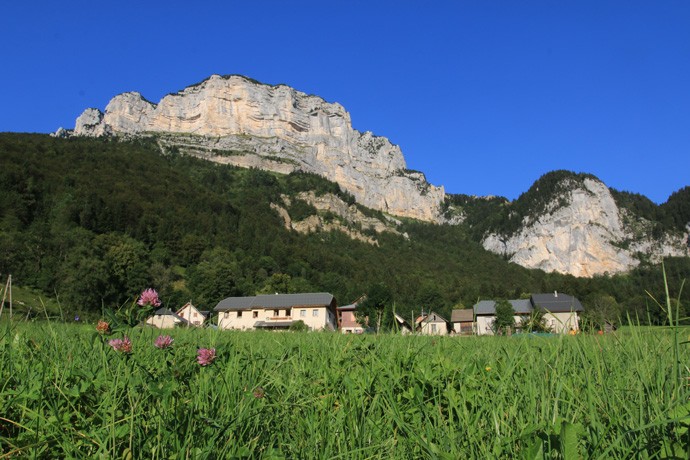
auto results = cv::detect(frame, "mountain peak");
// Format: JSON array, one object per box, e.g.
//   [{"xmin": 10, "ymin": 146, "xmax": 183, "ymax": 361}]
[{"xmin": 63, "ymin": 75, "xmax": 445, "ymax": 222}]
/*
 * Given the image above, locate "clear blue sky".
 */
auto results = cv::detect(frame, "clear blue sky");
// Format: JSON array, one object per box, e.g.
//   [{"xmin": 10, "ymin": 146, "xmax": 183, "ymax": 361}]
[{"xmin": 2, "ymin": 1, "xmax": 689, "ymax": 203}]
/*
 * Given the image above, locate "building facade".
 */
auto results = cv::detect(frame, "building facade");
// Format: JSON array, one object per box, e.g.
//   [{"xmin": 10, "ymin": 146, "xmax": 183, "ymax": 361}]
[{"xmin": 215, "ymin": 293, "xmax": 337, "ymax": 331}]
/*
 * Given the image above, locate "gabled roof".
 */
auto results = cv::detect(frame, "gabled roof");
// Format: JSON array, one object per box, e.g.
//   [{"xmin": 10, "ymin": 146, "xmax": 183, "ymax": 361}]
[
  {"xmin": 152, "ymin": 307, "xmax": 186, "ymax": 323},
  {"xmin": 214, "ymin": 293, "xmax": 335, "ymax": 312},
  {"xmin": 531, "ymin": 293, "xmax": 584, "ymax": 312},
  {"xmin": 420, "ymin": 311, "xmax": 448, "ymax": 324},
  {"xmin": 451, "ymin": 309, "xmax": 474, "ymax": 322},
  {"xmin": 394, "ymin": 313, "xmax": 413, "ymax": 330}
]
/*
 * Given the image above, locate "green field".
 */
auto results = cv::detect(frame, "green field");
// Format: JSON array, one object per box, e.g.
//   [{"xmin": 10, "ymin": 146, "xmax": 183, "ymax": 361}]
[{"xmin": 1, "ymin": 322, "xmax": 689, "ymax": 459}]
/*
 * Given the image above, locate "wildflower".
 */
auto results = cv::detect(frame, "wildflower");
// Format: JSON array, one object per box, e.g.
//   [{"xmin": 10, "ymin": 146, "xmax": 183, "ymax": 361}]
[
  {"xmin": 485, "ymin": 366, "xmax": 491, "ymax": 372},
  {"xmin": 197, "ymin": 348, "xmax": 216, "ymax": 366},
  {"xmin": 154, "ymin": 335, "xmax": 174, "ymax": 349},
  {"xmin": 109, "ymin": 336, "xmax": 132, "ymax": 353},
  {"xmin": 253, "ymin": 386, "xmax": 266, "ymax": 399},
  {"xmin": 137, "ymin": 288, "xmax": 161, "ymax": 307},
  {"xmin": 74, "ymin": 315, "xmax": 80, "ymax": 322},
  {"xmin": 96, "ymin": 320, "xmax": 110, "ymax": 334}
]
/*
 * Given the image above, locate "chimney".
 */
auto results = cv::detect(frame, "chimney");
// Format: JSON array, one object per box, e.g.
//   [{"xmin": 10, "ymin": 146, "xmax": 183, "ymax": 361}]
[{"xmin": 554, "ymin": 290, "xmax": 558, "ymax": 298}]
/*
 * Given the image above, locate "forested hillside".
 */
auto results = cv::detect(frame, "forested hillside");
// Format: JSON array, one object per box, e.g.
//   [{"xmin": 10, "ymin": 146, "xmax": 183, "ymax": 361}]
[{"xmin": 0, "ymin": 134, "xmax": 688, "ymax": 324}]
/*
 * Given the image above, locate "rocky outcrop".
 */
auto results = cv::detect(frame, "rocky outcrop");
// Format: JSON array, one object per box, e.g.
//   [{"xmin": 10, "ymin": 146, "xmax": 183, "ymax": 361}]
[
  {"xmin": 68, "ymin": 74, "xmax": 444, "ymax": 222},
  {"xmin": 482, "ymin": 177, "xmax": 689, "ymax": 277},
  {"xmin": 271, "ymin": 192, "xmax": 406, "ymax": 245}
]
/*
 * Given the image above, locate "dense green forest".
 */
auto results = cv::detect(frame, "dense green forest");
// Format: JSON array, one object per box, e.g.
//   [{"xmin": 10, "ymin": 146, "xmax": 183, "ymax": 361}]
[{"xmin": 0, "ymin": 134, "xmax": 688, "ymax": 325}]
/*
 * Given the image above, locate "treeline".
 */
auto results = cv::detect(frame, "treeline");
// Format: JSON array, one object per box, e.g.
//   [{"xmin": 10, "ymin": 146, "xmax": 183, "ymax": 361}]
[{"xmin": 0, "ymin": 134, "xmax": 688, "ymax": 325}]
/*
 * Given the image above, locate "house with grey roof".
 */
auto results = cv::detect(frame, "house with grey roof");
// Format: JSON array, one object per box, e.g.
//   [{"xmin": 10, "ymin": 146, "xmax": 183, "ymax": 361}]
[
  {"xmin": 145, "ymin": 307, "xmax": 186, "ymax": 329},
  {"xmin": 214, "ymin": 292, "xmax": 337, "ymax": 331},
  {"xmin": 473, "ymin": 292, "xmax": 583, "ymax": 335}
]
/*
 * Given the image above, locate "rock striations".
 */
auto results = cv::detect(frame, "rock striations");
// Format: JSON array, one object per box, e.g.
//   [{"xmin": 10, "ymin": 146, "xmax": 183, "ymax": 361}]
[
  {"xmin": 67, "ymin": 74, "xmax": 444, "ymax": 222},
  {"xmin": 481, "ymin": 176, "xmax": 689, "ymax": 277}
]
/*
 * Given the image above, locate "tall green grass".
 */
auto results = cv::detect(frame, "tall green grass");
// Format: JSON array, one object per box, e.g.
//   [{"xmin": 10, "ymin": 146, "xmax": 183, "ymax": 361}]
[{"xmin": 1, "ymin": 320, "xmax": 688, "ymax": 459}]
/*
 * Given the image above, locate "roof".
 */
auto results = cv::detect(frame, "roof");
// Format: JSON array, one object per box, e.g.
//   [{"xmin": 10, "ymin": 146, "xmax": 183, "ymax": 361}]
[
  {"xmin": 214, "ymin": 293, "xmax": 335, "ymax": 311},
  {"xmin": 420, "ymin": 311, "xmax": 448, "ymax": 324},
  {"xmin": 531, "ymin": 293, "xmax": 584, "ymax": 312},
  {"xmin": 152, "ymin": 308, "xmax": 186, "ymax": 323},
  {"xmin": 394, "ymin": 313, "xmax": 412, "ymax": 330},
  {"xmin": 474, "ymin": 299, "xmax": 537, "ymax": 315},
  {"xmin": 337, "ymin": 303, "xmax": 357, "ymax": 311},
  {"xmin": 451, "ymin": 309, "xmax": 474, "ymax": 322},
  {"xmin": 474, "ymin": 300, "xmax": 497, "ymax": 315},
  {"xmin": 510, "ymin": 299, "xmax": 533, "ymax": 314}
]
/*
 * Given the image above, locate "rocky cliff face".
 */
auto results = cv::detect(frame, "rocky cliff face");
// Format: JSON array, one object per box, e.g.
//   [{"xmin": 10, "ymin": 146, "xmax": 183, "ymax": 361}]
[
  {"xmin": 482, "ymin": 177, "xmax": 689, "ymax": 277},
  {"xmin": 67, "ymin": 74, "xmax": 444, "ymax": 222}
]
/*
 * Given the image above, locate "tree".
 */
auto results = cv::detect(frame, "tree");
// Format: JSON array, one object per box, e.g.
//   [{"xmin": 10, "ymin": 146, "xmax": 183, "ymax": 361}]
[
  {"xmin": 493, "ymin": 299, "xmax": 515, "ymax": 335},
  {"xmin": 520, "ymin": 308, "xmax": 550, "ymax": 333},
  {"xmin": 581, "ymin": 294, "xmax": 621, "ymax": 331},
  {"xmin": 357, "ymin": 283, "xmax": 392, "ymax": 334}
]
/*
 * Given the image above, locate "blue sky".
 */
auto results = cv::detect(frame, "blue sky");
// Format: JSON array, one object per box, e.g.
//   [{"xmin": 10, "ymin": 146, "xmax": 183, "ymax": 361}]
[{"xmin": 2, "ymin": 1, "xmax": 689, "ymax": 203}]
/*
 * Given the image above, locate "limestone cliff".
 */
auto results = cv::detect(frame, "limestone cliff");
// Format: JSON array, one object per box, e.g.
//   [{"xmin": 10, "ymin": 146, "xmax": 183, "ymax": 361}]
[
  {"xmin": 68, "ymin": 74, "xmax": 444, "ymax": 222},
  {"xmin": 481, "ymin": 175, "xmax": 689, "ymax": 277}
]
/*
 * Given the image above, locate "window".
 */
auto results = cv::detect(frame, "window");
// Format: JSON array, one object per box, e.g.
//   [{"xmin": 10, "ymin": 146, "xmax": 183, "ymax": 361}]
[
  {"xmin": 312, "ymin": 309, "xmax": 319, "ymax": 317},
  {"xmin": 300, "ymin": 310, "xmax": 306, "ymax": 317},
  {"xmin": 274, "ymin": 310, "xmax": 279, "ymax": 317},
  {"xmin": 193, "ymin": 312, "xmax": 198, "ymax": 318},
  {"xmin": 431, "ymin": 324, "xmax": 437, "ymax": 333},
  {"xmin": 237, "ymin": 311, "xmax": 243, "ymax": 318},
  {"xmin": 253, "ymin": 311, "xmax": 258, "ymax": 318},
  {"xmin": 224, "ymin": 312, "xmax": 229, "ymax": 319}
]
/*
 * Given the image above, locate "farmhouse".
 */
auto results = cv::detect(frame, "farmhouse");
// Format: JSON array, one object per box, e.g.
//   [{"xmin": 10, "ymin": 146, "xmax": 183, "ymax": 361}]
[
  {"xmin": 145, "ymin": 307, "xmax": 185, "ymax": 329},
  {"xmin": 145, "ymin": 302, "xmax": 210, "ymax": 329},
  {"xmin": 214, "ymin": 292, "xmax": 337, "ymax": 331},
  {"xmin": 336, "ymin": 295, "xmax": 366, "ymax": 334},
  {"xmin": 415, "ymin": 311, "xmax": 449, "ymax": 335},
  {"xmin": 450, "ymin": 308, "xmax": 474, "ymax": 335},
  {"xmin": 473, "ymin": 293, "xmax": 583, "ymax": 335},
  {"xmin": 176, "ymin": 302, "xmax": 210, "ymax": 326}
]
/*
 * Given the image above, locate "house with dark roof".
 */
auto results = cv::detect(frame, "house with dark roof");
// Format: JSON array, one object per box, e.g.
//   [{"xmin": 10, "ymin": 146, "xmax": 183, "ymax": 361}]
[
  {"xmin": 530, "ymin": 292, "xmax": 583, "ymax": 333},
  {"xmin": 473, "ymin": 292, "xmax": 583, "ymax": 335},
  {"xmin": 145, "ymin": 307, "xmax": 186, "ymax": 329},
  {"xmin": 450, "ymin": 309, "xmax": 474, "ymax": 335},
  {"xmin": 145, "ymin": 302, "xmax": 211, "ymax": 329},
  {"xmin": 214, "ymin": 293, "xmax": 337, "ymax": 331}
]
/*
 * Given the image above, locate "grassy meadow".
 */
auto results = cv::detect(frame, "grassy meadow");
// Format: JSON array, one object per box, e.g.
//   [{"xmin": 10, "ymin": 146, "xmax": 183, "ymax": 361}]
[{"xmin": 1, "ymin": 321, "xmax": 689, "ymax": 459}]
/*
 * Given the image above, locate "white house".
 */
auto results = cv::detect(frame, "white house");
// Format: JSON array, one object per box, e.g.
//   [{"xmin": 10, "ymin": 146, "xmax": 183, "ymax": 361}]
[
  {"xmin": 473, "ymin": 293, "xmax": 583, "ymax": 335},
  {"xmin": 145, "ymin": 307, "xmax": 185, "ymax": 329},
  {"xmin": 416, "ymin": 312, "xmax": 449, "ymax": 335},
  {"xmin": 214, "ymin": 293, "xmax": 337, "ymax": 331},
  {"xmin": 176, "ymin": 302, "xmax": 209, "ymax": 327}
]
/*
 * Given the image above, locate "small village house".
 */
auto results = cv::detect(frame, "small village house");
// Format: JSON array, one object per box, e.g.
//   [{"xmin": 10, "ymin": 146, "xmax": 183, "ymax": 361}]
[
  {"xmin": 415, "ymin": 311, "xmax": 449, "ymax": 335},
  {"xmin": 145, "ymin": 307, "xmax": 185, "ymax": 329},
  {"xmin": 145, "ymin": 302, "xmax": 210, "ymax": 329},
  {"xmin": 530, "ymin": 292, "xmax": 583, "ymax": 333},
  {"xmin": 393, "ymin": 313, "xmax": 414, "ymax": 335},
  {"xmin": 473, "ymin": 293, "xmax": 583, "ymax": 335},
  {"xmin": 176, "ymin": 302, "xmax": 210, "ymax": 326},
  {"xmin": 214, "ymin": 293, "xmax": 337, "ymax": 331},
  {"xmin": 336, "ymin": 295, "xmax": 366, "ymax": 334},
  {"xmin": 450, "ymin": 308, "xmax": 474, "ymax": 335}
]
